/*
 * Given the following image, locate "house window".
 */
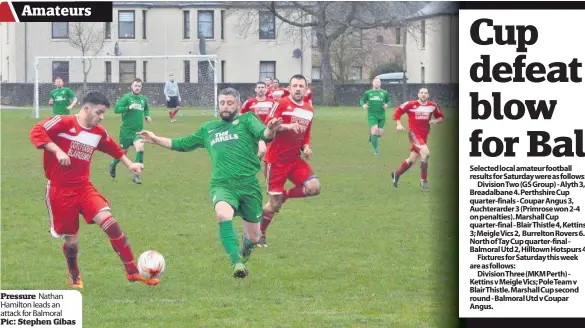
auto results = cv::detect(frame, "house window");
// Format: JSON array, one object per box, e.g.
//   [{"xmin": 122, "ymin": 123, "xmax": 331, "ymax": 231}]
[
  {"xmin": 118, "ymin": 10, "xmax": 135, "ymax": 39},
  {"xmin": 221, "ymin": 60, "xmax": 226, "ymax": 82},
  {"xmin": 183, "ymin": 10, "xmax": 190, "ymax": 39},
  {"xmin": 142, "ymin": 10, "xmax": 147, "ymax": 39},
  {"xmin": 184, "ymin": 60, "xmax": 191, "ymax": 83},
  {"xmin": 52, "ymin": 22, "xmax": 68, "ymax": 39},
  {"xmin": 198, "ymin": 10, "xmax": 214, "ymax": 39},
  {"xmin": 52, "ymin": 61, "xmax": 69, "ymax": 82},
  {"xmin": 104, "ymin": 22, "xmax": 111, "ymax": 39},
  {"xmin": 105, "ymin": 61, "xmax": 112, "ymax": 82},
  {"xmin": 421, "ymin": 66, "xmax": 425, "ymax": 84},
  {"xmin": 395, "ymin": 27, "xmax": 401, "ymax": 45},
  {"xmin": 311, "ymin": 29, "xmax": 318, "ymax": 47},
  {"xmin": 259, "ymin": 61, "xmax": 276, "ymax": 81},
  {"xmin": 119, "ymin": 61, "xmax": 137, "ymax": 83},
  {"xmin": 311, "ymin": 66, "xmax": 321, "ymax": 80},
  {"xmin": 421, "ymin": 20, "xmax": 425, "ymax": 48},
  {"xmin": 259, "ymin": 11, "xmax": 275, "ymax": 39},
  {"xmin": 349, "ymin": 66, "xmax": 362, "ymax": 80},
  {"xmin": 220, "ymin": 10, "xmax": 225, "ymax": 40},
  {"xmin": 142, "ymin": 61, "xmax": 147, "ymax": 82}
]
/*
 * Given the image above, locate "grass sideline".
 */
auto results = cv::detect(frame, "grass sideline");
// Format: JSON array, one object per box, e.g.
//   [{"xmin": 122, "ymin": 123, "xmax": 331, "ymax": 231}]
[{"xmin": 1, "ymin": 106, "xmax": 457, "ymax": 328}]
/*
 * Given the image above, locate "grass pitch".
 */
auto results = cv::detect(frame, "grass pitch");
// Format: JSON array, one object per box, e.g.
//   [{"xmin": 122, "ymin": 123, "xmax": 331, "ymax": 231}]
[{"xmin": 1, "ymin": 106, "xmax": 457, "ymax": 328}]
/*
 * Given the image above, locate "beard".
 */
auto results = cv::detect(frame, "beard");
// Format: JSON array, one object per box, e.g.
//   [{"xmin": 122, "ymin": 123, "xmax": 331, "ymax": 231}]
[{"xmin": 220, "ymin": 110, "xmax": 238, "ymax": 122}]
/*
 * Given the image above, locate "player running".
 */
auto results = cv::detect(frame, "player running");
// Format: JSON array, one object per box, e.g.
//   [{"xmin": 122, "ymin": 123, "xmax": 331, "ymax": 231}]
[
  {"xmin": 391, "ymin": 88, "xmax": 444, "ymax": 190},
  {"xmin": 138, "ymin": 88, "xmax": 282, "ymax": 279},
  {"xmin": 29, "ymin": 91, "xmax": 159, "ymax": 288},
  {"xmin": 360, "ymin": 78, "xmax": 391, "ymax": 155},
  {"xmin": 109, "ymin": 78, "xmax": 152, "ymax": 184},
  {"xmin": 259, "ymin": 74, "xmax": 321, "ymax": 247},
  {"xmin": 49, "ymin": 77, "xmax": 77, "ymax": 115},
  {"xmin": 240, "ymin": 81, "xmax": 275, "ymax": 159},
  {"xmin": 267, "ymin": 78, "xmax": 288, "ymax": 100}
]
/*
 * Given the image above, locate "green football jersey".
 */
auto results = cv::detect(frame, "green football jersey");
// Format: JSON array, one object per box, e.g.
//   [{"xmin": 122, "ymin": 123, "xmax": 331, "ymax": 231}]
[
  {"xmin": 360, "ymin": 89, "xmax": 391, "ymax": 117},
  {"xmin": 114, "ymin": 92, "xmax": 150, "ymax": 138},
  {"xmin": 171, "ymin": 112, "xmax": 272, "ymax": 185},
  {"xmin": 50, "ymin": 87, "xmax": 76, "ymax": 115}
]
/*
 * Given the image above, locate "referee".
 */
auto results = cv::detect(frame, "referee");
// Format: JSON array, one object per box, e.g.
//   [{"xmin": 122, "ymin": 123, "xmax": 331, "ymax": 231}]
[{"xmin": 164, "ymin": 74, "xmax": 181, "ymax": 122}]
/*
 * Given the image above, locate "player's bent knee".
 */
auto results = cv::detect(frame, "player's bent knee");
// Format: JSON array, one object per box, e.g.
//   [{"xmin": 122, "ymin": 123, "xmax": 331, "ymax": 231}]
[
  {"xmin": 64, "ymin": 235, "xmax": 79, "ymax": 246},
  {"xmin": 243, "ymin": 223, "xmax": 261, "ymax": 243},
  {"xmin": 378, "ymin": 129, "xmax": 384, "ymax": 136},
  {"xmin": 134, "ymin": 142, "xmax": 145, "ymax": 152},
  {"xmin": 91, "ymin": 210, "xmax": 113, "ymax": 225},
  {"xmin": 215, "ymin": 201, "xmax": 235, "ymax": 221},
  {"xmin": 266, "ymin": 196, "xmax": 282, "ymax": 212}
]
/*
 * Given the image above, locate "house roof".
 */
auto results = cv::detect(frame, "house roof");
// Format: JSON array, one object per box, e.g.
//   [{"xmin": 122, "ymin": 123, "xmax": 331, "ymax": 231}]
[{"xmin": 407, "ymin": 1, "xmax": 458, "ymax": 20}]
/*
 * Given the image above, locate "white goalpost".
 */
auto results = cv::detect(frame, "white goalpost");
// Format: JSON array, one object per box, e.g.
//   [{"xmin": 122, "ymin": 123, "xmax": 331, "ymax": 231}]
[{"xmin": 33, "ymin": 55, "xmax": 219, "ymax": 119}]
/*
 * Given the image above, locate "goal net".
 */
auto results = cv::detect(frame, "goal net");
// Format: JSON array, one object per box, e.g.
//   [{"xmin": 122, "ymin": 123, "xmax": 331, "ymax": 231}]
[{"xmin": 33, "ymin": 55, "xmax": 218, "ymax": 119}]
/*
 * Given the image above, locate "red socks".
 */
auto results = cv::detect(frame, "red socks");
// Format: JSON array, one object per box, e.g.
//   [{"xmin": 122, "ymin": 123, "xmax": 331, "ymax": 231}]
[
  {"xmin": 420, "ymin": 161, "xmax": 428, "ymax": 181},
  {"xmin": 396, "ymin": 160, "xmax": 413, "ymax": 175},
  {"xmin": 100, "ymin": 215, "xmax": 138, "ymax": 274},
  {"xmin": 285, "ymin": 185, "xmax": 306, "ymax": 199},
  {"xmin": 62, "ymin": 243, "xmax": 79, "ymax": 277},
  {"xmin": 260, "ymin": 210, "xmax": 275, "ymax": 236}
]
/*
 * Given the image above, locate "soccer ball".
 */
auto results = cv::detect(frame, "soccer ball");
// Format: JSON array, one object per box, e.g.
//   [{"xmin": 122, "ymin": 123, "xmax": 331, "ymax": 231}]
[{"xmin": 137, "ymin": 250, "xmax": 166, "ymax": 279}]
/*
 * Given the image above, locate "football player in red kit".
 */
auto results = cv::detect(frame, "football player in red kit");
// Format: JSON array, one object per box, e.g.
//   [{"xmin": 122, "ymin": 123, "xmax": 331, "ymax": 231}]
[
  {"xmin": 391, "ymin": 88, "xmax": 444, "ymax": 190},
  {"xmin": 29, "ymin": 91, "xmax": 159, "ymax": 288}
]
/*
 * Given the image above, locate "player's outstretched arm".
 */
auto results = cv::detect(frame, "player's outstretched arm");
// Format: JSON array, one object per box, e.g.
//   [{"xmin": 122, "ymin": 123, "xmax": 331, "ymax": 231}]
[
  {"xmin": 263, "ymin": 117, "xmax": 283, "ymax": 140},
  {"xmin": 114, "ymin": 96, "xmax": 130, "ymax": 114},
  {"xmin": 138, "ymin": 128, "xmax": 205, "ymax": 152}
]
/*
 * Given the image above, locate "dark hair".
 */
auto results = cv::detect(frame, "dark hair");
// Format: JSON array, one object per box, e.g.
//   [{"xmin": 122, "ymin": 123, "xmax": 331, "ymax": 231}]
[
  {"xmin": 256, "ymin": 81, "xmax": 266, "ymax": 86},
  {"xmin": 82, "ymin": 91, "xmax": 111, "ymax": 108},
  {"xmin": 265, "ymin": 77, "xmax": 272, "ymax": 80},
  {"xmin": 273, "ymin": 78, "xmax": 279, "ymax": 83},
  {"xmin": 289, "ymin": 74, "xmax": 307, "ymax": 84},
  {"xmin": 54, "ymin": 77, "xmax": 63, "ymax": 81},
  {"xmin": 132, "ymin": 78, "xmax": 142, "ymax": 84},
  {"xmin": 218, "ymin": 87, "xmax": 241, "ymax": 104}
]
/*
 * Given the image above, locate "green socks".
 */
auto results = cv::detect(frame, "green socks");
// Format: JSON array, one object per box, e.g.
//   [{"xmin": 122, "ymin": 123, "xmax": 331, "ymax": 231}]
[
  {"xmin": 135, "ymin": 151, "xmax": 144, "ymax": 164},
  {"xmin": 110, "ymin": 159, "xmax": 120, "ymax": 168},
  {"xmin": 219, "ymin": 220, "xmax": 241, "ymax": 265},
  {"xmin": 370, "ymin": 135, "xmax": 379, "ymax": 153}
]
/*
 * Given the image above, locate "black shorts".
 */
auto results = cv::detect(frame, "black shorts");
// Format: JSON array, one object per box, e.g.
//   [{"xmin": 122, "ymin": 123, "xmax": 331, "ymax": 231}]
[{"xmin": 167, "ymin": 96, "xmax": 179, "ymax": 108}]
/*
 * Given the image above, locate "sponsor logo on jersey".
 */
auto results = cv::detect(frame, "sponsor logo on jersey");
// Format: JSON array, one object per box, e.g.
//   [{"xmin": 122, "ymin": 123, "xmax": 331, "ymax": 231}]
[{"xmin": 210, "ymin": 130, "xmax": 239, "ymax": 146}]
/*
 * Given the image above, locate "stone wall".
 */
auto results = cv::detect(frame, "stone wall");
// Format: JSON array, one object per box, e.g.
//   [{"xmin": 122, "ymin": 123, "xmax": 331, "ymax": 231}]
[{"xmin": 1, "ymin": 83, "xmax": 458, "ymax": 108}]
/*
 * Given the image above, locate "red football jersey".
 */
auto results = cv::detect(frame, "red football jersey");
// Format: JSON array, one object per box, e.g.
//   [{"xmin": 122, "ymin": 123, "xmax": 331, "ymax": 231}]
[
  {"xmin": 267, "ymin": 87, "xmax": 289, "ymax": 100},
  {"xmin": 265, "ymin": 96, "xmax": 314, "ymax": 163},
  {"xmin": 29, "ymin": 115, "xmax": 125, "ymax": 186},
  {"xmin": 393, "ymin": 100, "xmax": 444, "ymax": 135},
  {"xmin": 304, "ymin": 87, "xmax": 313, "ymax": 102},
  {"xmin": 240, "ymin": 97, "xmax": 275, "ymax": 123}
]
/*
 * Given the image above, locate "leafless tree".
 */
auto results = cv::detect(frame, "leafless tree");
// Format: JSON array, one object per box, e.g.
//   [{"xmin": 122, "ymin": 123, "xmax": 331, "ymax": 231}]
[
  {"xmin": 230, "ymin": 1, "xmax": 426, "ymax": 105},
  {"xmin": 68, "ymin": 22, "xmax": 106, "ymax": 91}
]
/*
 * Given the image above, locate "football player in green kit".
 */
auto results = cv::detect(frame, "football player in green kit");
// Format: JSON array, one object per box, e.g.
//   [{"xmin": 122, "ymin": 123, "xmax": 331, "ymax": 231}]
[
  {"xmin": 49, "ymin": 77, "xmax": 77, "ymax": 115},
  {"xmin": 109, "ymin": 78, "xmax": 152, "ymax": 184},
  {"xmin": 138, "ymin": 88, "xmax": 282, "ymax": 279},
  {"xmin": 359, "ymin": 78, "xmax": 391, "ymax": 155}
]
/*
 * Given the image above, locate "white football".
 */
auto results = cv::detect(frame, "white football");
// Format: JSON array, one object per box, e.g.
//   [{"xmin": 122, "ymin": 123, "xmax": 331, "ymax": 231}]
[{"xmin": 138, "ymin": 250, "xmax": 165, "ymax": 279}]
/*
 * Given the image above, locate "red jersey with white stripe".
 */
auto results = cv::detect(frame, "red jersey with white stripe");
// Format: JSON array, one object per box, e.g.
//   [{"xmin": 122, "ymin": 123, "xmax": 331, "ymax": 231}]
[
  {"xmin": 29, "ymin": 115, "xmax": 125, "ymax": 186},
  {"xmin": 267, "ymin": 87, "xmax": 289, "ymax": 100},
  {"xmin": 240, "ymin": 97, "xmax": 275, "ymax": 122},
  {"xmin": 265, "ymin": 96, "xmax": 314, "ymax": 163},
  {"xmin": 393, "ymin": 100, "xmax": 444, "ymax": 135}
]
